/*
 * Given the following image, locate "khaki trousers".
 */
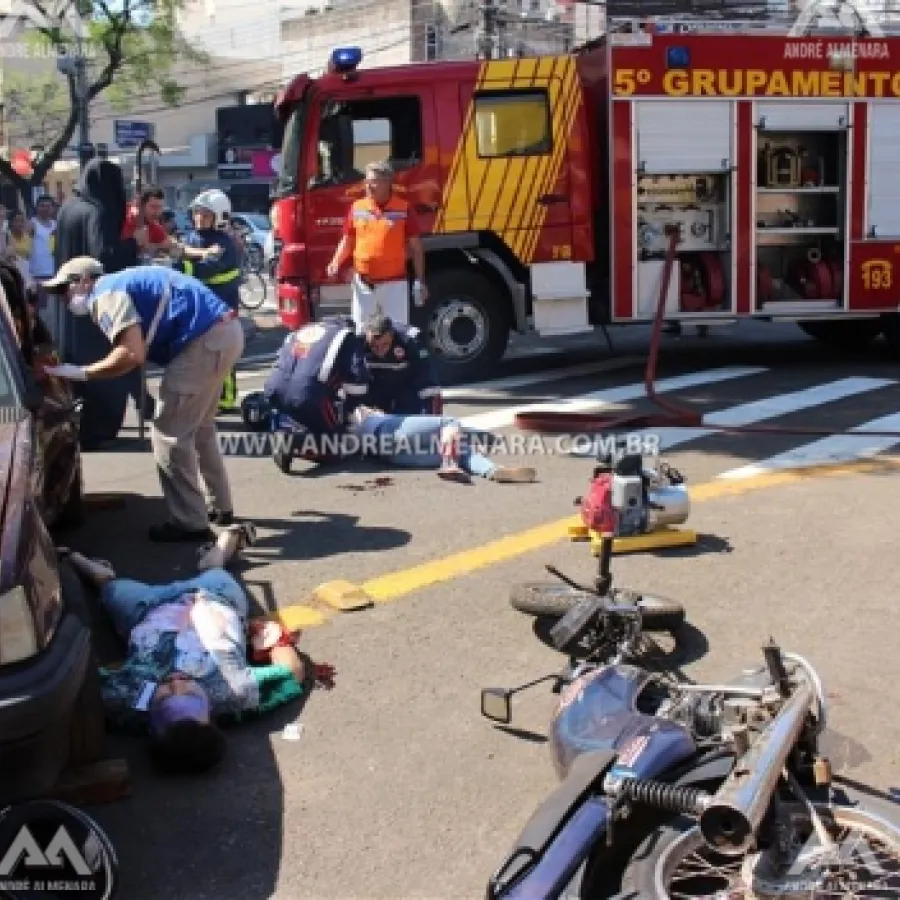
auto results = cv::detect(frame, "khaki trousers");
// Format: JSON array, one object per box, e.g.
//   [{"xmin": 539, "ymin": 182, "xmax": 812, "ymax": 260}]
[{"xmin": 151, "ymin": 317, "xmax": 244, "ymax": 530}]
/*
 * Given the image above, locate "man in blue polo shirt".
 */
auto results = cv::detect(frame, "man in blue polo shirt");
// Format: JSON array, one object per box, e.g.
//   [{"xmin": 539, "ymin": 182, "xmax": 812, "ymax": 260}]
[{"xmin": 42, "ymin": 257, "xmax": 244, "ymax": 543}]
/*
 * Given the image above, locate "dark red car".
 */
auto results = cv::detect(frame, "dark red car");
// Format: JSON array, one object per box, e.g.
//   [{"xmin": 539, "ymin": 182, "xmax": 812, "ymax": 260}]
[{"xmin": 0, "ymin": 290, "xmax": 100, "ymax": 802}]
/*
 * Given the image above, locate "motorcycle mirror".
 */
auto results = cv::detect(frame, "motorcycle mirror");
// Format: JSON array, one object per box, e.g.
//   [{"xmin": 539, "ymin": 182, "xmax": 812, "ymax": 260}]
[{"xmin": 481, "ymin": 688, "xmax": 513, "ymax": 724}]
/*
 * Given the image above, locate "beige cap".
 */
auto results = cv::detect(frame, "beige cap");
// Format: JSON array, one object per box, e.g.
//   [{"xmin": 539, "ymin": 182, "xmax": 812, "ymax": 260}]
[{"xmin": 44, "ymin": 256, "xmax": 104, "ymax": 291}]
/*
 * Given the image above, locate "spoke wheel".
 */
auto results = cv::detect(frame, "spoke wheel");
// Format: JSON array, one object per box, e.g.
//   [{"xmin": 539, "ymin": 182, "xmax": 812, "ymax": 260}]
[{"xmin": 621, "ymin": 802, "xmax": 900, "ymax": 899}]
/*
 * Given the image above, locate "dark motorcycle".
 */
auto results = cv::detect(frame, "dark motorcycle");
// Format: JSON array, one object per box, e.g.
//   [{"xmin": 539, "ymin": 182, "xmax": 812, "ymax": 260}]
[{"xmin": 483, "ymin": 540, "xmax": 900, "ymax": 898}]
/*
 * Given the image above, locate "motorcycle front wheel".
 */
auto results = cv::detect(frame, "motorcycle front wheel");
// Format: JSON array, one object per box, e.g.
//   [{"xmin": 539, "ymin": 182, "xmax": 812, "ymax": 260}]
[
  {"xmin": 509, "ymin": 582, "xmax": 685, "ymax": 633},
  {"xmin": 616, "ymin": 797, "xmax": 900, "ymax": 898}
]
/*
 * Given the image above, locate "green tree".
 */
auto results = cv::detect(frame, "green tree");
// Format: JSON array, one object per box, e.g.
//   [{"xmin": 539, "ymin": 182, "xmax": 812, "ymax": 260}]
[
  {"xmin": 3, "ymin": 71, "xmax": 71, "ymax": 152},
  {"xmin": 0, "ymin": 0, "xmax": 205, "ymax": 207}
]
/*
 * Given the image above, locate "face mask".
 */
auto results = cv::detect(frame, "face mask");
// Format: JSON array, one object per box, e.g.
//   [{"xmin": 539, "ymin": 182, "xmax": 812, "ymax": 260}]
[{"xmin": 68, "ymin": 293, "xmax": 91, "ymax": 316}]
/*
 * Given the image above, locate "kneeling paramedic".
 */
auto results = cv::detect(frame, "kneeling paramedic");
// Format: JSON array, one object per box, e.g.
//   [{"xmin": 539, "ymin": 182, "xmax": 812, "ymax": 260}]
[
  {"xmin": 172, "ymin": 189, "xmax": 242, "ymax": 413},
  {"xmin": 263, "ymin": 317, "xmax": 369, "ymax": 460},
  {"xmin": 363, "ymin": 313, "xmax": 442, "ymax": 414},
  {"xmin": 42, "ymin": 257, "xmax": 244, "ymax": 542}
]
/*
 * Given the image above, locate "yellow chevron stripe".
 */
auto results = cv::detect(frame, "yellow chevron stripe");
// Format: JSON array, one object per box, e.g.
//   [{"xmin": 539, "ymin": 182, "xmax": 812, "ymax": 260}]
[
  {"xmin": 476, "ymin": 57, "xmax": 539, "ymax": 234},
  {"xmin": 434, "ymin": 62, "xmax": 489, "ymax": 233},
  {"xmin": 432, "ymin": 54, "xmax": 582, "ymax": 269},
  {"xmin": 508, "ymin": 57, "xmax": 575, "ymax": 260},
  {"xmin": 485, "ymin": 56, "xmax": 540, "ymax": 233},
  {"xmin": 522, "ymin": 61, "xmax": 582, "ymax": 263},
  {"xmin": 518, "ymin": 58, "xmax": 578, "ymax": 263},
  {"xmin": 503, "ymin": 56, "xmax": 559, "ymax": 259}
]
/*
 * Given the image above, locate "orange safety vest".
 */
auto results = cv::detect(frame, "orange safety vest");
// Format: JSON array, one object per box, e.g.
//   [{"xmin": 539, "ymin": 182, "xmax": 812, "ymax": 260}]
[{"xmin": 350, "ymin": 195, "xmax": 409, "ymax": 282}]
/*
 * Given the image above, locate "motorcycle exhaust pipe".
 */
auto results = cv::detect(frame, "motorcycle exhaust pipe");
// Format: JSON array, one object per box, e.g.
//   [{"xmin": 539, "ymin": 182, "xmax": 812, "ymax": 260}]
[{"xmin": 698, "ymin": 680, "xmax": 814, "ymax": 856}]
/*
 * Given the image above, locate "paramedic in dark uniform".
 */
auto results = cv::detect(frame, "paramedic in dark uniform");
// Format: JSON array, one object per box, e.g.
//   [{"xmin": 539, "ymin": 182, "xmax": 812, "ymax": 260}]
[
  {"xmin": 362, "ymin": 313, "xmax": 442, "ymax": 414},
  {"xmin": 40, "ymin": 257, "xmax": 244, "ymax": 543},
  {"xmin": 172, "ymin": 189, "xmax": 242, "ymax": 412},
  {"xmin": 263, "ymin": 318, "xmax": 369, "ymax": 452}
]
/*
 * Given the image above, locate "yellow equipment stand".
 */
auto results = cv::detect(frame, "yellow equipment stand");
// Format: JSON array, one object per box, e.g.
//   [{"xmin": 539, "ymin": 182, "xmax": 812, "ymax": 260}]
[{"xmin": 567, "ymin": 524, "xmax": 698, "ymax": 555}]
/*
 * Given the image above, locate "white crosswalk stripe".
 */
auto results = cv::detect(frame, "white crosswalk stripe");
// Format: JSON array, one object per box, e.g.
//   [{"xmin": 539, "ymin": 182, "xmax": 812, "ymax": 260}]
[
  {"xmin": 721, "ymin": 410, "xmax": 900, "ymax": 479},
  {"xmin": 458, "ymin": 366, "xmax": 768, "ymax": 431},
  {"xmin": 542, "ymin": 371, "xmax": 900, "ymax": 476},
  {"xmin": 456, "ymin": 367, "xmax": 900, "ymax": 476},
  {"xmin": 200, "ymin": 358, "xmax": 900, "ymax": 479},
  {"xmin": 567, "ymin": 376, "xmax": 897, "ymax": 456}
]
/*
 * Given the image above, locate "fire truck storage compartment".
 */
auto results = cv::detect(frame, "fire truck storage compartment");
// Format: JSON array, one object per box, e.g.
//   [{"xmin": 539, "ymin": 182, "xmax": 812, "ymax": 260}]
[
  {"xmin": 867, "ymin": 102, "xmax": 900, "ymax": 238},
  {"xmin": 530, "ymin": 262, "xmax": 591, "ymax": 336},
  {"xmin": 635, "ymin": 101, "xmax": 732, "ymax": 174},
  {"xmin": 754, "ymin": 126, "xmax": 847, "ymax": 310},
  {"xmin": 633, "ymin": 101, "xmax": 733, "ymax": 319},
  {"xmin": 636, "ymin": 172, "xmax": 731, "ymax": 318}
]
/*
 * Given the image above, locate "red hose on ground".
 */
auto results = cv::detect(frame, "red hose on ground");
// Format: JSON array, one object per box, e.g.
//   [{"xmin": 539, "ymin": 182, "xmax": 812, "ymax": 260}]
[{"xmin": 515, "ymin": 228, "xmax": 900, "ymax": 439}]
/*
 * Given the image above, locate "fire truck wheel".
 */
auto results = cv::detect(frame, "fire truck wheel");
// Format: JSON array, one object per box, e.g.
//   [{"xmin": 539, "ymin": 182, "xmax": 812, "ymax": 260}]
[
  {"xmin": 799, "ymin": 319, "xmax": 882, "ymax": 352},
  {"xmin": 415, "ymin": 269, "xmax": 510, "ymax": 384}
]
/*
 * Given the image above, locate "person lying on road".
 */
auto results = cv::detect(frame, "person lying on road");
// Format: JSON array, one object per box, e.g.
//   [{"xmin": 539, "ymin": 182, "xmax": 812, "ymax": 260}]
[
  {"xmin": 62, "ymin": 552, "xmax": 334, "ymax": 775},
  {"xmin": 346, "ymin": 405, "xmax": 536, "ymax": 484},
  {"xmin": 362, "ymin": 313, "xmax": 442, "ymax": 415}
]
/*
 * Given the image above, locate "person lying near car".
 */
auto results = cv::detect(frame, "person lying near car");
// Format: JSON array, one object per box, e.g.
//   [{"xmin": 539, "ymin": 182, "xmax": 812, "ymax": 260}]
[{"xmin": 61, "ymin": 550, "xmax": 334, "ymax": 774}]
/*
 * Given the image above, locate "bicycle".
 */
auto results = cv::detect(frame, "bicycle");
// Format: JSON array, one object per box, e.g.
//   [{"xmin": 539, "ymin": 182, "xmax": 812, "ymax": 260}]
[
  {"xmin": 239, "ymin": 259, "xmax": 268, "ymax": 311},
  {"xmin": 237, "ymin": 228, "xmax": 265, "ymax": 275}
]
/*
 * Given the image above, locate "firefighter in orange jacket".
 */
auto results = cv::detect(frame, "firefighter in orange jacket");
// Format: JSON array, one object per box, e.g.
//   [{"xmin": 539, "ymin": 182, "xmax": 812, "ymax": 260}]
[{"xmin": 326, "ymin": 160, "xmax": 427, "ymax": 332}]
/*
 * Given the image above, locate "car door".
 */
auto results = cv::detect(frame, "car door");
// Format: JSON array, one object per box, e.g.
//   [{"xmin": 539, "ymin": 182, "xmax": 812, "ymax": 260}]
[{"xmin": 451, "ymin": 57, "xmax": 577, "ymax": 265}]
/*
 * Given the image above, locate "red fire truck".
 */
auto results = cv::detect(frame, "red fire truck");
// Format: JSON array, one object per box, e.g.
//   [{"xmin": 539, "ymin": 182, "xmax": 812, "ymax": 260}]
[{"xmin": 271, "ymin": 25, "xmax": 900, "ymax": 380}]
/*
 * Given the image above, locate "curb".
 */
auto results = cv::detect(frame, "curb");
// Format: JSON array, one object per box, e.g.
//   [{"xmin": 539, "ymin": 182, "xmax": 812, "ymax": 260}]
[{"xmin": 252, "ymin": 580, "xmax": 374, "ymax": 634}]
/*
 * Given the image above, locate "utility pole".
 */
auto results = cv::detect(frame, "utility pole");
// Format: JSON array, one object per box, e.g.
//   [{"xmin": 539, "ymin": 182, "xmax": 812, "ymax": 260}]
[
  {"xmin": 58, "ymin": 35, "xmax": 92, "ymax": 169},
  {"xmin": 479, "ymin": 0, "xmax": 504, "ymax": 58},
  {"xmin": 76, "ymin": 48, "xmax": 90, "ymax": 167}
]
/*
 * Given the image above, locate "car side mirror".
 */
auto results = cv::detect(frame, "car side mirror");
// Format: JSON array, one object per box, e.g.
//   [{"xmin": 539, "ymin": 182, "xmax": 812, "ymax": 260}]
[{"xmin": 481, "ymin": 688, "xmax": 513, "ymax": 725}]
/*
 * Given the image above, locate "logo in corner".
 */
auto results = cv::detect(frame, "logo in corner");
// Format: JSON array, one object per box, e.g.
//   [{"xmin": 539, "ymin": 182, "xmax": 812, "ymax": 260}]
[
  {"xmin": 0, "ymin": 0, "xmax": 88, "ymax": 41},
  {"xmin": 0, "ymin": 800, "xmax": 118, "ymax": 899},
  {"xmin": 789, "ymin": 0, "xmax": 885, "ymax": 38}
]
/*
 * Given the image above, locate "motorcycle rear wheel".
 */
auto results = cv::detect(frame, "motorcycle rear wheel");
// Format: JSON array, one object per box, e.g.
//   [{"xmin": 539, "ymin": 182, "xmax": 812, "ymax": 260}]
[
  {"xmin": 509, "ymin": 582, "xmax": 684, "ymax": 633},
  {"xmin": 616, "ymin": 797, "xmax": 900, "ymax": 898}
]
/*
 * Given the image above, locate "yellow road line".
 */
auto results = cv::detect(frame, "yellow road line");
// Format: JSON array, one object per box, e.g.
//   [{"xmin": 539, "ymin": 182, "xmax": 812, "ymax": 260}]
[
  {"xmin": 359, "ymin": 457, "xmax": 900, "ymax": 604},
  {"xmin": 264, "ymin": 456, "xmax": 900, "ymax": 628}
]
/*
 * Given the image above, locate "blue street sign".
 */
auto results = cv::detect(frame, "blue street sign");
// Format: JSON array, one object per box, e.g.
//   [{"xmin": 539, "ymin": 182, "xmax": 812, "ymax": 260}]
[{"xmin": 114, "ymin": 120, "xmax": 153, "ymax": 149}]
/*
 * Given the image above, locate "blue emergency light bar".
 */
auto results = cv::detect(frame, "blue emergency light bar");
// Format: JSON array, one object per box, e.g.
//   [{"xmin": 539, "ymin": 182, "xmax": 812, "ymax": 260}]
[
  {"xmin": 330, "ymin": 47, "xmax": 363, "ymax": 73},
  {"xmin": 666, "ymin": 46, "xmax": 690, "ymax": 68}
]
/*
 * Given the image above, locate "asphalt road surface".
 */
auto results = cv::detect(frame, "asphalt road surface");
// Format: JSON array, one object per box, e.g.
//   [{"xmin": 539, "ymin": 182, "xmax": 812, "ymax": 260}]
[{"xmin": 74, "ymin": 322, "xmax": 900, "ymax": 900}]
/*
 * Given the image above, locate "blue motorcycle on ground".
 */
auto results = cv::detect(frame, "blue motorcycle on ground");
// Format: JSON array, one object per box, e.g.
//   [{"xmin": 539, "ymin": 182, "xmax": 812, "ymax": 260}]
[{"xmin": 482, "ymin": 537, "xmax": 900, "ymax": 899}]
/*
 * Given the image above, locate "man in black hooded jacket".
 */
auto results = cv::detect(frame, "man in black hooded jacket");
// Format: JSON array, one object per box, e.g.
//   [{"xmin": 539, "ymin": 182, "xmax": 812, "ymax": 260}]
[{"xmin": 55, "ymin": 158, "xmax": 150, "ymax": 449}]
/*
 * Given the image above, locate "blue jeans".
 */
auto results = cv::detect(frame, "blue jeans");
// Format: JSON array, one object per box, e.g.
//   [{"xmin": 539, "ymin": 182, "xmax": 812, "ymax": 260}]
[
  {"xmin": 373, "ymin": 415, "xmax": 496, "ymax": 477},
  {"xmin": 100, "ymin": 569, "xmax": 249, "ymax": 639}
]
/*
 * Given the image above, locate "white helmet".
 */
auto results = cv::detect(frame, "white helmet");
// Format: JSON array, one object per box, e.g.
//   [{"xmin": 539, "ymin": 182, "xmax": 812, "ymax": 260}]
[{"xmin": 190, "ymin": 189, "xmax": 231, "ymax": 227}]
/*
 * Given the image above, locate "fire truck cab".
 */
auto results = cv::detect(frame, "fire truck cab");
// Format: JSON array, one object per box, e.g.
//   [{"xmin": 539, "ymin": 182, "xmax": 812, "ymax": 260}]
[
  {"xmin": 272, "ymin": 26, "xmax": 900, "ymax": 381},
  {"xmin": 271, "ymin": 47, "xmax": 600, "ymax": 382}
]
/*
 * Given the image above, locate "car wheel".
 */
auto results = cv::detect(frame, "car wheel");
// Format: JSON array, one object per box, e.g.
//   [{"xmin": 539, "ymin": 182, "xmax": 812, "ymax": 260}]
[
  {"xmin": 68, "ymin": 655, "xmax": 107, "ymax": 767},
  {"xmin": 57, "ymin": 560, "xmax": 106, "ymax": 767}
]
